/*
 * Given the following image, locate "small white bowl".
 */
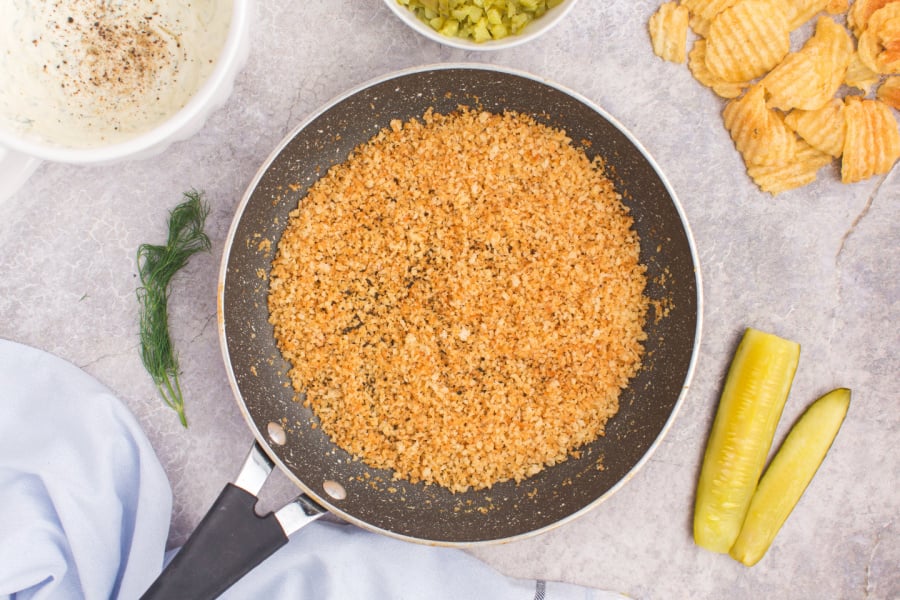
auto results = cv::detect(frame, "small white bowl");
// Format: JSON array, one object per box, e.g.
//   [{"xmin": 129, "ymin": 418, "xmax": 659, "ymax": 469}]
[
  {"xmin": 383, "ymin": 0, "xmax": 579, "ymax": 51},
  {"xmin": 0, "ymin": 0, "xmax": 252, "ymax": 201}
]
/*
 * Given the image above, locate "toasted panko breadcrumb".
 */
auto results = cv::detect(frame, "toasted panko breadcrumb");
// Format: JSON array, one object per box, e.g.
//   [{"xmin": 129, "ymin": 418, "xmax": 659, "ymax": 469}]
[{"xmin": 268, "ymin": 107, "xmax": 649, "ymax": 493}]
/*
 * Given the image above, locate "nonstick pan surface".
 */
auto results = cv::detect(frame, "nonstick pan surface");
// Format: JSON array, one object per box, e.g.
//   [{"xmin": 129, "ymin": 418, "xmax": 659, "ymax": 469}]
[{"xmin": 218, "ymin": 64, "xmax": 702, "ymax": 545}]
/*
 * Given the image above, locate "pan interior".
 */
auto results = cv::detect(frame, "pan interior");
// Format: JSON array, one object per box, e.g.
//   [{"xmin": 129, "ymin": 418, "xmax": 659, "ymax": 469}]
[{"xmin": 221, "ymin": 66, "xmax": 699, "ymax": 544}]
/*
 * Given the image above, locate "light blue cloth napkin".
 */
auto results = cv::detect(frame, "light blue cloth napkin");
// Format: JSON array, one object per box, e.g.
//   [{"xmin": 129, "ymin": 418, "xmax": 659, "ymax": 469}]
[
  {"xmin": 0, "ymin": 341, "xmax": 170, "ymax": 600},
  {"xmin": 0, "ymin": 340, "xmax": 626, "ymax": 600}
]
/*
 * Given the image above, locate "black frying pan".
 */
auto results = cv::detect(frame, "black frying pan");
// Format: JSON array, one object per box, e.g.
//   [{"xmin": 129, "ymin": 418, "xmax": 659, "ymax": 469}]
[{"xmin": 142, "ymin": 64, "xmax": 702, "ymax": 600}]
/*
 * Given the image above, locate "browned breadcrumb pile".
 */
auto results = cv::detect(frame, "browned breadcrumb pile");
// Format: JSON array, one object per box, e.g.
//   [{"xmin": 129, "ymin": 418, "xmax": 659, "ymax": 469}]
[{"xmin": 268, "ymin": 107, "xmax": 649, "ymax": 493}]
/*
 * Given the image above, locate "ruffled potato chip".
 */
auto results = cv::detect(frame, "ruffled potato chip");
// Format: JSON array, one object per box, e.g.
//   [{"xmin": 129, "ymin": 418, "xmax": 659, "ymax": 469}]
[
  {"xmin": 785, "ymin": 0, "xmax": 829, "ymax": 30},
  {"xmin": 876, "ymin": 76, "xmax": 900, "ymax": 108},
  {"xmin": 762, "ymin": 16, "xmax": 852, "ymax": 111},
  {"xmin": 683, "ymin": 0, "xmax": 743, "ymax": 36},
  {"xmin": 690, "ymin": 13, "xmax": 713, "ymax": 36},
  {"xmin": 858, "ymin": 3, "xmax": 900, "ymax": 74},
  {"xmin": 841, "ymin": 97, "xmax": 900, "ymax": 183},
  {"xmin": 723, "ymin": 84, "xmax": 798, "ymax": 166},
  {"xmin": 785, "ymin": 98, "xmax": 846, "ymax": 157},
  {"xmin": 646, "ymin": 0, "xmax": 900, "ymax": 193},
  {"xmin": 848, "ymin": 0, "xmax": 899, "ymax": 37},
  {"xmin": 844, "ymin": 50, "xmax": 882, "ymax": 92},
  {"xmin": 682, "ymin": 0, "xmax": 743, "ymax": 22},
  {"xmin": 747, "ymin": 139, "xmax": 834, "ymax": 194},
  {"xmin": 650, "ymin": 2, "xmax": 691, "ymax": 63},
  {"xmin": 826, "ymin": 0, "xmax": 849, "ymax": 15},
  {"xmin": 706, "ymin": 0, "xmax": 791, "ymax": 82},
  {"xmin": 689, "ymin": 39, "xmax": 751, "ymax": 98}
]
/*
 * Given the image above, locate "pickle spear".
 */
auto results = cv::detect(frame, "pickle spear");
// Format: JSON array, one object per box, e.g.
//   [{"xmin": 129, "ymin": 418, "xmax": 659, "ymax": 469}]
[
  {"xmin": 694, "ymin": 328, "xmax": 801, "ymax": 553},
  {"xmin": 730, "ymin": 388, "xmax": 851, "ymax": 566}
]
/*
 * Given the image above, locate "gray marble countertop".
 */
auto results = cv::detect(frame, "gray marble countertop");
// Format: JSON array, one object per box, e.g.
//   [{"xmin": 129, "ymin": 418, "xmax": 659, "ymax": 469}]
[{"xmin": 1, "ymin": 1, "xmax": 897, "ymax": 598}]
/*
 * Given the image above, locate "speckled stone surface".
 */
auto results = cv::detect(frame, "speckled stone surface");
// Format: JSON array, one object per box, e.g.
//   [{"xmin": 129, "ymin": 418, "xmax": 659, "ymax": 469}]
[{"xmin": 1, "ymin": 1, "xmax": 897, "ymax": 598}]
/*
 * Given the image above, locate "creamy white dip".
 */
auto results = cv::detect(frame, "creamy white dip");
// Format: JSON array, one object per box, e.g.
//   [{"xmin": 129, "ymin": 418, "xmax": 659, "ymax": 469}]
[{"xmin": 0, "ymin": 0, "xmax": 232, "ymax": 148}]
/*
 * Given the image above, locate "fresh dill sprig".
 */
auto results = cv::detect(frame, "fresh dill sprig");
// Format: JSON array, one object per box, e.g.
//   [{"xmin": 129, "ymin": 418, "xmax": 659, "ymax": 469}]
[{"xmin": 137, "ymin": 190, "xmax": 211, "ymax": 428}]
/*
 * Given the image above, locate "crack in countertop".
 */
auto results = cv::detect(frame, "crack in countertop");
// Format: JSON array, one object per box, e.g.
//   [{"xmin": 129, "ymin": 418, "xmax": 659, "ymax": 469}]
[
  {"xmin": 76, "ymin": 344, "xmax": 137, "ymax": 371},
  {"xmin": 189, "ymin": 312, "xmax": 218, "ymax": 344},
  {"xmin": 836, "ymin": 185, "xmax": 880, "ymax": 264},
  {"xmin": 829, "ymin": 166, "xmax": 893, "ymax": 356},
  {"xmin": 864, "ymin": 519, "xmax": 892, "ymax": 597}
]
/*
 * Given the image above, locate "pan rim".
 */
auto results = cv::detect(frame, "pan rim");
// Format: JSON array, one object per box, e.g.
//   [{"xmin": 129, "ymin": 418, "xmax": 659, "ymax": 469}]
[{"xmin": 217, "ymin": 62, "xmax": 704, "ymax": 546}]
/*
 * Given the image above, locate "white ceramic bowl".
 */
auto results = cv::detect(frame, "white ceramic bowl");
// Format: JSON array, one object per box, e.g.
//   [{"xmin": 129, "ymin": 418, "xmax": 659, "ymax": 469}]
[
  {"xmin": 383, "ymin": 0, "xmax": 579, "ymax": 51},
  {"xmin": 0, "ymin": 0, "xmax": 252, "ymax": 201}
]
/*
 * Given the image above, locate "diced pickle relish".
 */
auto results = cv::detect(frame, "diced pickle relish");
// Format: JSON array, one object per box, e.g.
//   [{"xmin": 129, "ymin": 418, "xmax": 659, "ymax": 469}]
[{"xmin": 397, "ymin": 0, "xmax": 565, "ymax": 43}]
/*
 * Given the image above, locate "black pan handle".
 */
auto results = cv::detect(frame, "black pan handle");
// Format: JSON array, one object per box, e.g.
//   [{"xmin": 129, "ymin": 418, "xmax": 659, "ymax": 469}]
[{"xmin": 141, "ymin": 443, "xmax": 327, "ymax": 600}]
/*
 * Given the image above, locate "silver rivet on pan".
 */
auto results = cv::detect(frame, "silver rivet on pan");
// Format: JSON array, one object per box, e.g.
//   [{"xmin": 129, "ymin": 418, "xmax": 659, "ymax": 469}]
[
  {"xmin": 267, "ymin": 421, "xmax": 286, "ymax": 445},
  {"xmin": 323, "ymin": 480, "xmax": 347, "ymax": 500}
]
